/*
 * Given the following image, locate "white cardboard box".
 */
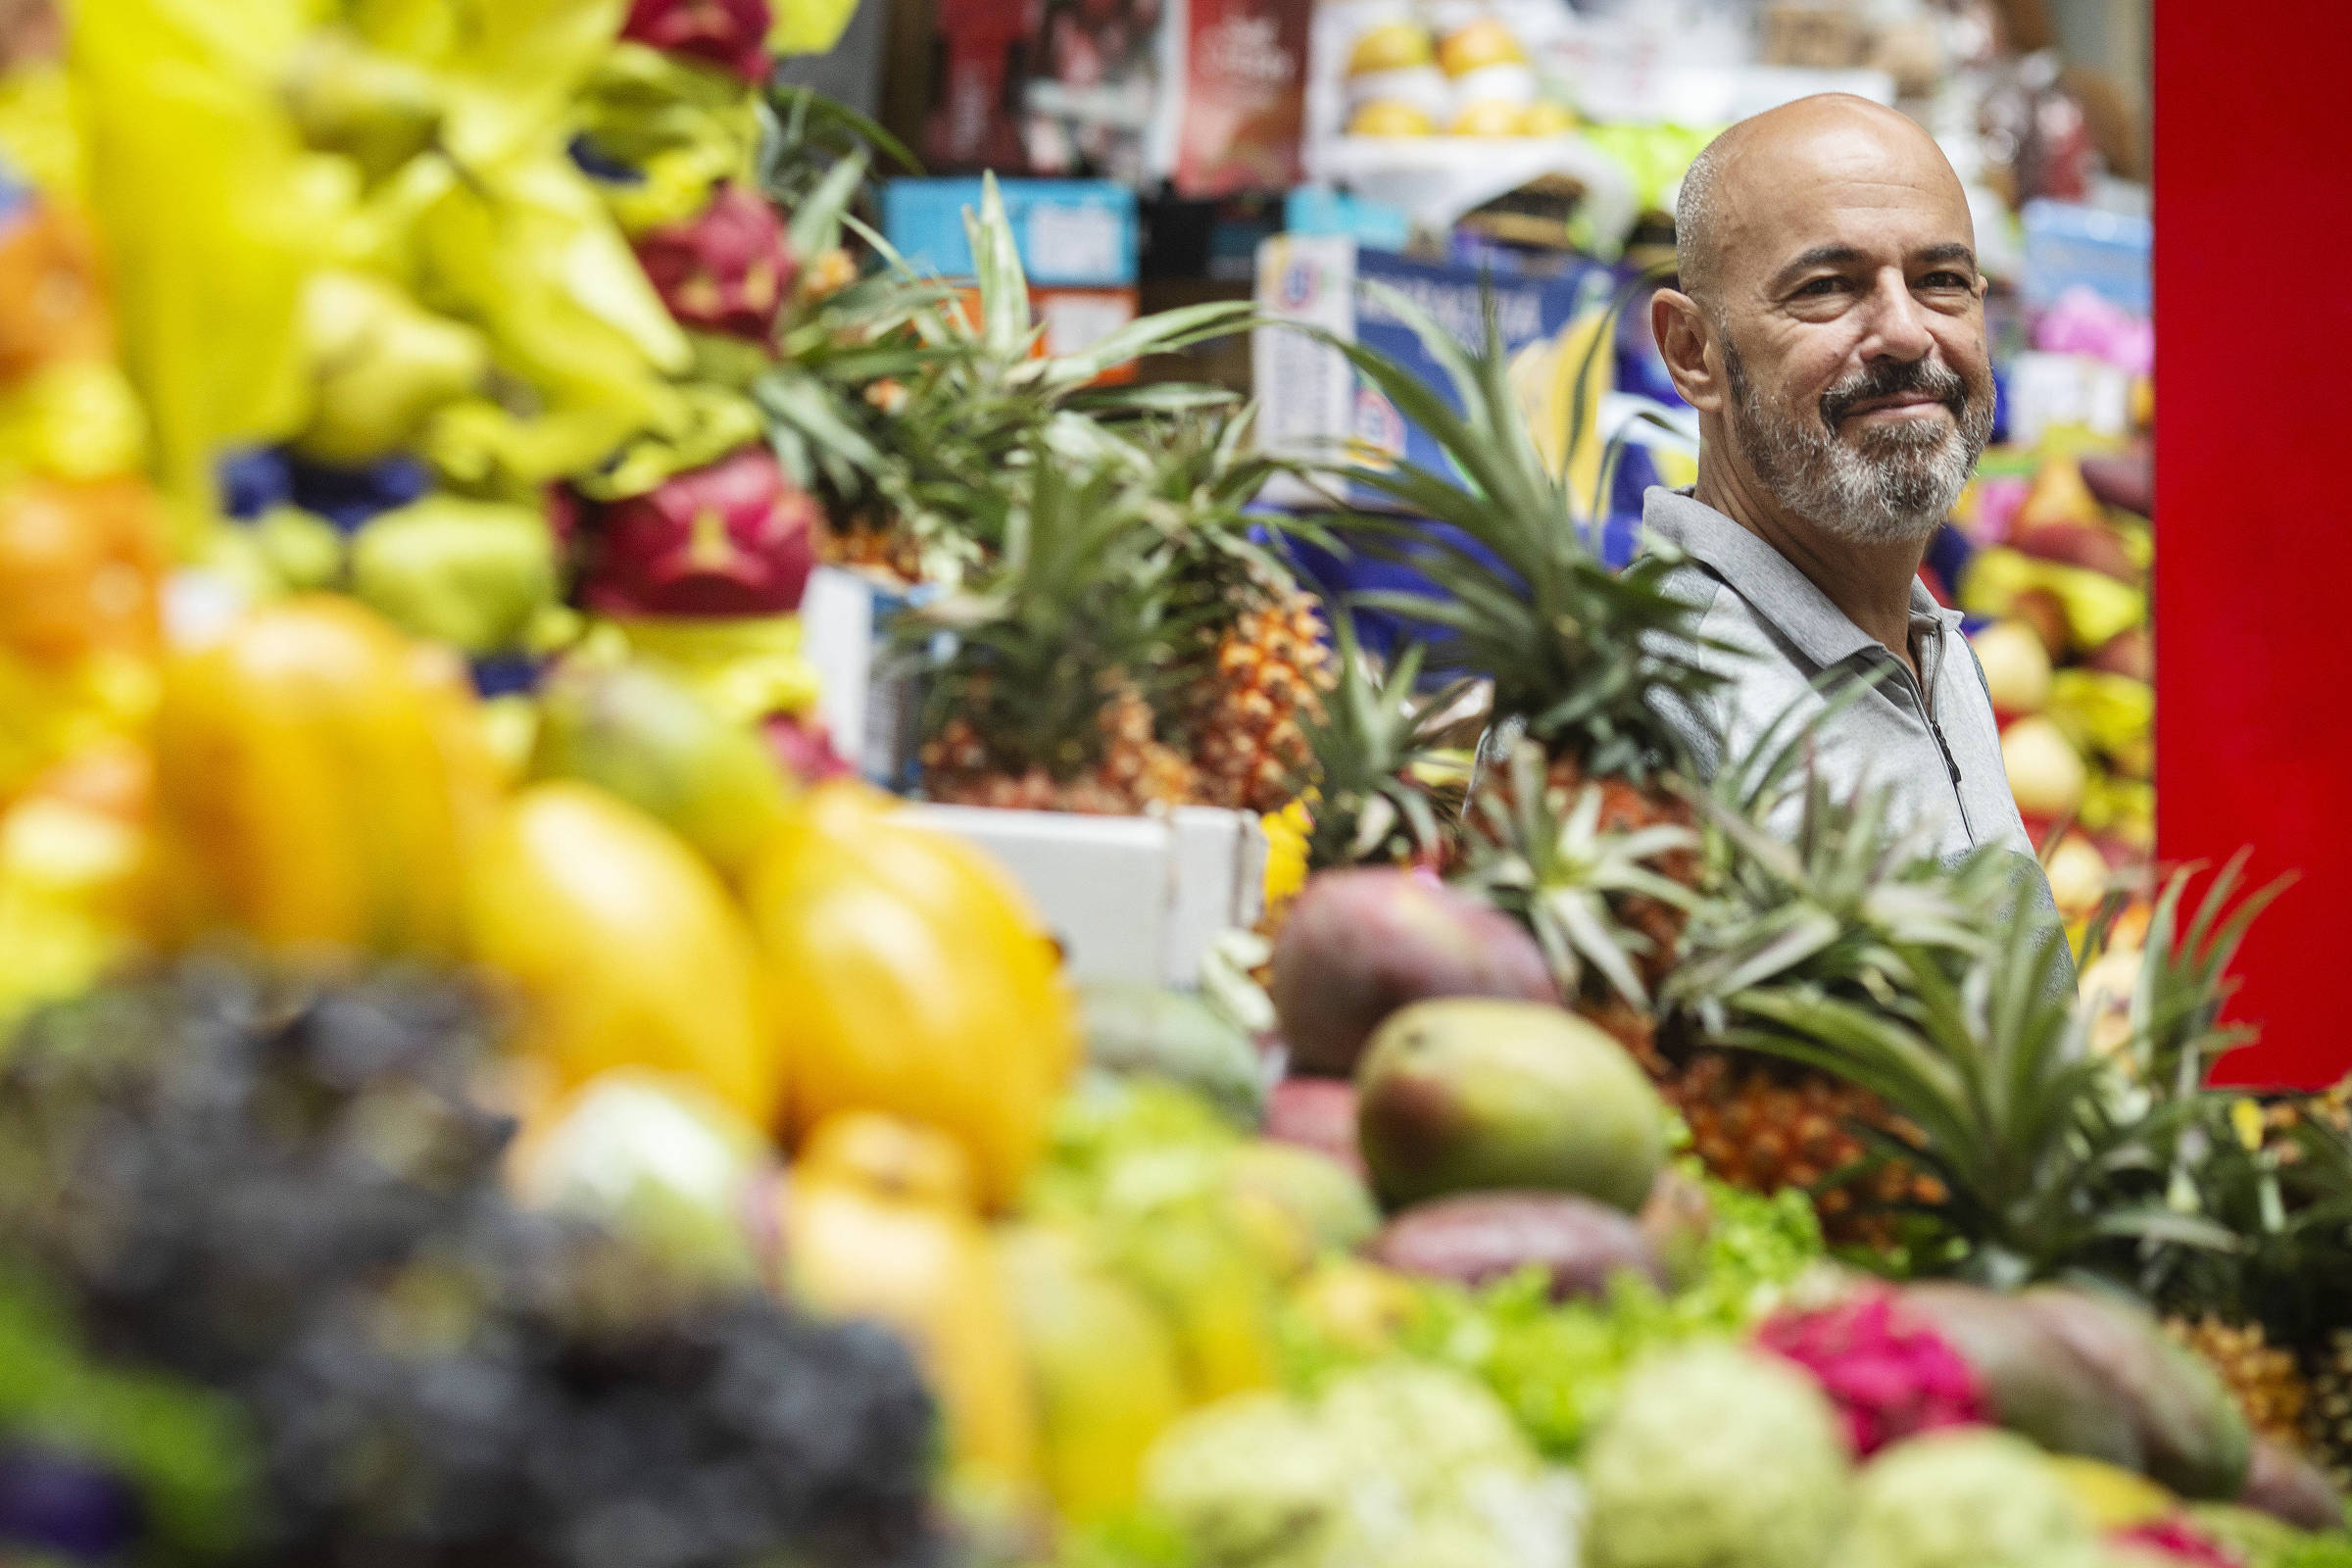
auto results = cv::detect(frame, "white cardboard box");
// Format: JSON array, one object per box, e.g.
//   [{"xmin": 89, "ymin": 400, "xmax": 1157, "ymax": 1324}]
[{"xmin": 906, "ymin": 803, "xmax": 1267, "ymax": 987}]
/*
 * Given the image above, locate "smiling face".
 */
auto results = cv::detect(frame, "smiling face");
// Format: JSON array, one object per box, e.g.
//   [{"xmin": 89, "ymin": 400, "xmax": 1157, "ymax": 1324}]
[{"xmin": 1662, "ymin": 97, "xmax": 1996, "ymax": 544}]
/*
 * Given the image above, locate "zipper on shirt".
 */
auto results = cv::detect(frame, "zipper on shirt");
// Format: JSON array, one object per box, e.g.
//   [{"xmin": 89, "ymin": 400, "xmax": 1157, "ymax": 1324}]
[{"xmin": 1894, "ymin": 630, "xmax": 1979, "ymax": 845}]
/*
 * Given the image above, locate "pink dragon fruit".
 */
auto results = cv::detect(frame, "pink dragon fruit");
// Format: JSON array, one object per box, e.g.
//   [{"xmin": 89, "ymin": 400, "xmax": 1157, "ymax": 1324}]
[
  {"xmin": 2110, "ymin": 1518, "xmax": 2245, "ymax": 1567},
  {"xmin": 620, "ymin": 0, "xmax": 774, "ymax": 82},
  {"xmin": 632, "ymin": 184, "xmax": 798, "ymax": 340},
  {"xmin": 765, "ymin": 711, "xmax": 856, "ymax": 784},
  {"xmin": 582, "ymin": 446, "xmax": 817, "ymax": 617},
  {"xmin": 1757, "ymin": 1290, "xmax": 1987, "ymax": 1457}
]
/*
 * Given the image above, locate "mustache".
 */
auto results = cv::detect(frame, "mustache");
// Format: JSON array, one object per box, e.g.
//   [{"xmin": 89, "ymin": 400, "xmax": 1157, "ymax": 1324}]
[{"xmin": 1818, "ymin": 357, "xmax": 1970, "ymax": 428}]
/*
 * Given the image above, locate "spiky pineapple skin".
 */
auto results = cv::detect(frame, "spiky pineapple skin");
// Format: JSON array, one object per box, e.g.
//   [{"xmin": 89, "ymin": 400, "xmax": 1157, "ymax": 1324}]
[
  {"xmin": 1185, "ymin": 587, "xmax": 1335, "ymax": 814},
  {"xmin": 925, "ymin": 685, "xmax": 1199, "ymax": 815},
  {"xmin": 1664, "ymin": 1047, "xmax": 1943, "ymax": 1251},
  {"xmin": 2306, "ymin": 1331, "xmax": 2352, "ymax": 1492},
  {"xmin": 2167, "ymin": 1315, "xmax": 2311, "ymax": 1447}
]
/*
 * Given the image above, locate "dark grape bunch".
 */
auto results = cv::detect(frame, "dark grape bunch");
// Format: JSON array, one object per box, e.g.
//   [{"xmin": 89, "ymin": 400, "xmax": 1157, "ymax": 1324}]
[{"xmin": 0, "ymin": 960, "xmax": 946, "ymax": 1568}]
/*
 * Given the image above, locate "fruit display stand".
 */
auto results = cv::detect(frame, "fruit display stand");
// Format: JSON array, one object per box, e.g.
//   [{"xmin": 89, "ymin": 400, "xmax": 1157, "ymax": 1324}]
[{"xmin": 7, "ymin": 3, "xmax": 2352, "ymax": 1568}]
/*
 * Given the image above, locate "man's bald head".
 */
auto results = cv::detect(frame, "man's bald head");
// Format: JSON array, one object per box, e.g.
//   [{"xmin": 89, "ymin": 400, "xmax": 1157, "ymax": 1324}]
[
  {"xmin": 1675, "ymin": 95, "xmax": 1965, "ymax": 313},
  {"xmin": 1654, "ymin": 93, "xmax": 1992, "ymax": 546}
]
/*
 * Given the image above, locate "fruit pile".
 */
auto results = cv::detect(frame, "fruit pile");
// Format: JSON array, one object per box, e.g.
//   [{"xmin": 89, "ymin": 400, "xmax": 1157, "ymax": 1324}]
[
  {"xmin": 1335, "ymin": 7, "xmax": 1580, "ymax": 140},
  {"xmin": 1961, "ymin": 440, "xmax": 2156, "ymax": 940},
  {"xmin": 7, "ymin": 4, "xmax": 2352, "ymax": 1567}
]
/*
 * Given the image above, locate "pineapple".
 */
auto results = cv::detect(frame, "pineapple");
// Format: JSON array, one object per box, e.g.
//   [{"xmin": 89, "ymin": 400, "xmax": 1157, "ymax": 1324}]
[
  {"xmin": 1458, "ymin": 739, "xmax": 1699, "ymax": 1009},
  {"xmin": 1184, "ymin": 584, "xmax": 1333, "ymax": 813},
  {"xmin": 1721, "ymin": 913, "xmax": 2185, "ymax": 1287},
  {"xmin": 1298, "ymin": 620, "xmax": 1469, "ymax": 872},
  {"xmin": 1643, "ymin": 725, "xmax": 2017, "ymax": 1239},
  {"xmin": 2165, "ymin": 1315, "xmax": 2311, "ymax": 1446},
  {"xmin": 2305, "ymin": 1332, "xmax": 2352, "ymax": 1491},
  {"xmin": 1138, "ymin": 412, "xmax": 1338, "ymax": 814},
  {"xmin": 759, "ymin": 173, "xmax": 1252, "ymax": 587},
  {"xmin": 1325, "ymin": 283, "xmax": 1725, "ymax": 1008},
  {"xmin": 913, "ymin": 455, "xmax": 1199, "ymax": 813}
]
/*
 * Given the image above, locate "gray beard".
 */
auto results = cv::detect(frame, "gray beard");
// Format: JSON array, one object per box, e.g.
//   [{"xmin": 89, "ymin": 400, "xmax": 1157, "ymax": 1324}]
[{"xmin": 1721, "ymin": 339, "xmax": 1994, "ymax": 545}]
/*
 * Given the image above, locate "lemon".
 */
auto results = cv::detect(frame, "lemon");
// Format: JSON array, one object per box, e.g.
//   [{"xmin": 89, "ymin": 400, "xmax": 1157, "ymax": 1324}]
[
  {"xmin": 1448, "ymin": 99, "xmax": 1528, "ymax": 136},
  {"xmin": 1437, "ymin": 16, "xmax": 1525, "ymax": 76},
  {"xmin": 1347, "ymin": 18, "xmax": 1435, "ymax": 74},
  {"xmin": 1348, "ymin": 100, "xmax": 1437, "ymax": 136}
]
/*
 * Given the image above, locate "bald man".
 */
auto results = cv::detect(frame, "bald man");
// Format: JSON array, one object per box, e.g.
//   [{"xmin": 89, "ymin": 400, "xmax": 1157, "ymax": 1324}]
[{"xmin": 1644, "ymin": 96, "xmax": 2054, "ymax": 926}]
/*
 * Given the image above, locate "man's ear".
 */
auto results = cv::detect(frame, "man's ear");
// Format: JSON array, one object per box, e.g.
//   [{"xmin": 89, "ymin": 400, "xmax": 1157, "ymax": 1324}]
[{"xmin": 1651, "ymin": 288, "xmax": 1726, "ymax": 415}]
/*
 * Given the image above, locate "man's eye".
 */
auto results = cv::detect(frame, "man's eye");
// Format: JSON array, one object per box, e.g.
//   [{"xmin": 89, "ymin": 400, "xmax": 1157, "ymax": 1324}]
[
  {"xmin": 1794, "ymin": 276, "xmax": 1849, "ymax": 297},
  {"xmin": 1918, "ymin": 271, "xmax": 1974, "ymax": 290}
]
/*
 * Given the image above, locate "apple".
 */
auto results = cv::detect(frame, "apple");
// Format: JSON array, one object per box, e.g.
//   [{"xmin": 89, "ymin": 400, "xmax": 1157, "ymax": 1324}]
[
  {"xmin": 1972, "ymin": 620, "xmax": 2053, "ymax": 718},
  {"xmin": 2001, "ymin": 715, "xmax": 2089, "ymax": 821}
]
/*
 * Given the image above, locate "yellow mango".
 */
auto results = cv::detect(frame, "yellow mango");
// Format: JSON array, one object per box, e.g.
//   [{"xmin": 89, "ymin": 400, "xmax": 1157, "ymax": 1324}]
[
  {"xmin": 467, "ymin": 781, "xmax": 780, "ymax": 1129},
  {"xmin": 781, "ymin": 1112, "xmax": 1039, "ymax": 1492},
  {"xmin": 999, "ymin": 1223, "xmax": 1187, "ymax": 1523},
  {"xmin": 150, "ymin": 596, "xmax": 496, "ymax": 958},
  {"xmin": 742, "ymin": 783, "xmax": 1077, "ymax": 1209}
]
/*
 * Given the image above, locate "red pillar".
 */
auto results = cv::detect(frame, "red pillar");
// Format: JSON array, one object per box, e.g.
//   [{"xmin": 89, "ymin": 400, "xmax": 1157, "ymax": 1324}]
[{"xmin": 2157, "ymin": 4, "xmax": 2352, "ymax": 1087}]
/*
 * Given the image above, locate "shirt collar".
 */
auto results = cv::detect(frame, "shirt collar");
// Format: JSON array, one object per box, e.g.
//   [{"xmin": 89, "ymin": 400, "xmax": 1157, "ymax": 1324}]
[{"xmin": 1642, "ymin": 487, "xmax": 1961, "ymax": 670}]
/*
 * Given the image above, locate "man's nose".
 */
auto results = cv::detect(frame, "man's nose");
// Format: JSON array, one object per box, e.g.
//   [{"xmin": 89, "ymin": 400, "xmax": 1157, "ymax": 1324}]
[{"xmin": 1858, "ymin": 269, "xmax": 1936, "ymax": 361}]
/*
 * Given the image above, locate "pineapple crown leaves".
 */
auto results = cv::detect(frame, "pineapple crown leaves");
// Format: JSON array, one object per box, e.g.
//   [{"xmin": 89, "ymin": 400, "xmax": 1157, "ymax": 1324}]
[
  {"xmin": 758, "ymin": 84, "xmax": 920, "ymax": 221},
  {"xmin": 1721, "ymin": 920, "xmax": 2239, "ymax": 1290},
  {"xmin": 1667, "ymin": 774, "xmax": 2020, "ymax": 1030},
  {"xmin": 1303, "ymin": 620, "xmax": 1470, "ymax": 870},
  {"xmin": 760, "ymin": 173, "xmax": 1253, "ymax": 573},
  {"xmin": 1308, "ymin": 279, "xmax": 1734, "ymax": 782},
  {"xmin": 1662, "ymin": 674, "xmax": 2019, "ymax": 1031},
  {"xmin": 1456, "ymin": 739, "xmax": 1699, "ymax": 1009},
  {"xmin": 2111, "ymin": 852, "xmax": 2293, "ymax": 1101},
  {"xmin": 907, "ymin": 451, "xmax": 1188, "ymax": 779}
]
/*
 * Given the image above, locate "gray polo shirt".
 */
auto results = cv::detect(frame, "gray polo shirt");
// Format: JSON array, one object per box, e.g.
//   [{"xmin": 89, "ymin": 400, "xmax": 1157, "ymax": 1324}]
[
  {"xmin": 1642, "ymin": 487, "xmax": 2028, "ymax": 855},
  {"xmin": 1640, "ymin": 489, "xmax": 2068, "ymax": 978}
]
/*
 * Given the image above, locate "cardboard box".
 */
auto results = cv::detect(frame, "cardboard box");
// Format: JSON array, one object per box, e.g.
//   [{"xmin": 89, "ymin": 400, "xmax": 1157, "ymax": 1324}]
[
  {"xmin": 2021, "ymin": 199, "xmax": 2152, "ymax": 317},
  {"xmin": 883, "ymin": 177, "xmax": 1139, "ymax": 288},
  {"xmin": 798, "ymin": 565, "xmax": 923, "ymax": 790},
  {"xmin": 906, "ymin": 804, "xmax": 1268, "ymax": 986},
  {"xmin": 882, "ymin": 176, "xmax": 1143, "ymax": 375},
  {"xmin": 1250, "ymin": 234, "xmax": 1613, "ymax": 508}
]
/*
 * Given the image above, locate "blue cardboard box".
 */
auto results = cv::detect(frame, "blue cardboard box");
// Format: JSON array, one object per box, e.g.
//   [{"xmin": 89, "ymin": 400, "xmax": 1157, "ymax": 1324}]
[
  {"xmin": 880, "ymin": 177, "xmax": 1138, "ymax": 287},
  {"xmin": 1251, "ymin": 235, "xmax": 1691, "ymax": 654},
  {"xmin": 1252, "ymin": 235, "xmax": 1615, "ymax": 498},
  {"xmin": 2020, "ymin": 200, "xmax": 2151, "ymax": 317}
]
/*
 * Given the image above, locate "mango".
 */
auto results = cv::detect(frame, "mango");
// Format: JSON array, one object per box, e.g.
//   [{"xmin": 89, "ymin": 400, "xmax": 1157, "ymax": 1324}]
[
  {"xmin": 531, "ymin": 657, "xmax": 792, "ymax": 879},
  {"xmin": 999, "ymin": 1224, "xmax": 1186, "ymax": 1523},
  {"xmin": 1369, "ymin": 1190, "xmax": 1665, "ymax": 1300},
  {"xmin": 1082, "ymin": 984, "xmax": 1268, "ymax": 1128},
  {"xmin": 2020, "ymin": 1287, "xmax": 2251, "ymax": 1500},
  {"xmin": 1355, "ymin": 998, "xmax": 1666, "ymax": 1211},
  {"xmin": 1269, "ymin": 869, "xmax": 1556, "ymax": 1078},
  {"xmin": 467, "ymin": 782, "xmax": 780, "ymax": 1129},
  {"xmin": 1901, "ymin": 1283, "xmax": 2143, "ymax": 1471},
  {"xmin": 1220, "ymin": 1140, "xmax": 1379, "ymax": 1279}
]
